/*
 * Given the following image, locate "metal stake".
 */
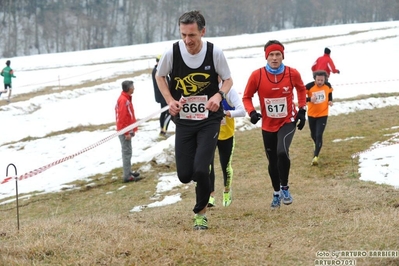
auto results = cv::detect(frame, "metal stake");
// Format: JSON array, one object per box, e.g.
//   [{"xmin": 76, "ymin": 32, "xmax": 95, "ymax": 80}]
[{"xmin": 6, "ymin": 164, "xmax": 19, "ymax": 231}]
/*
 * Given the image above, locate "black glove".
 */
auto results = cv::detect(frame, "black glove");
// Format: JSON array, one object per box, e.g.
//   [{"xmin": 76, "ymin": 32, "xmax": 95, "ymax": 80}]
[
  {"xmin": 337, "ymin": 70, "xmax": 340, "ymax": 74},
  {"xmin": 250, "ymin": 110, "xmax": 262, "ymax": 124},
  {"xmin": 295, "ymin": 109, "xmax": 306, "ymax": 130}
]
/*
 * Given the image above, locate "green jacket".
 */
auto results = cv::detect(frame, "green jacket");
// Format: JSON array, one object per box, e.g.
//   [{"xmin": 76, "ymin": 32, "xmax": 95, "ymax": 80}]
[{"xmin": 1, "ymin": 66, "xmax": 16, "ymax": 84}]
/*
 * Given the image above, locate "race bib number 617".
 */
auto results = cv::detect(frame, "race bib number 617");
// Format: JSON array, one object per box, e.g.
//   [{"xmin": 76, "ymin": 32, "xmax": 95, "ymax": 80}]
[{"xmin": 264, "ymin": 97, "xmax": 288, "ymax": 118}]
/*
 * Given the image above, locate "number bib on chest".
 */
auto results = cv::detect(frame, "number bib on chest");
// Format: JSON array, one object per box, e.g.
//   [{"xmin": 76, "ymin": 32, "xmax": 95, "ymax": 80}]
[
  {"xmin": 264, "ymin": 97, "xmax": 288, "ymax": 118},
  {"xmin": 313, "ymin": 90, "xmax": 326, "ymax": 104},
  {"xmin": 179, "ymin": 95, "xmax": 209, "ymax": 120}
]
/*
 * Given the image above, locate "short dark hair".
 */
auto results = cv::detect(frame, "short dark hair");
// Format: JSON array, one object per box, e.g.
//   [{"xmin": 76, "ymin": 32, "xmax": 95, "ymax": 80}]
[
  {"xmin": 179, "ymin": 10, "xmax": 206, "ymax": 31},
  {"xmin": 324, "ymin": 47, "xmax": 331, "ymax": 54},
  {"xmin": 313, "ymin": 70, "xmax": 328, "ymax": 80},
  {"xmin": 121, "ymin": 80, "xmax": 134, "ymax": 92}
]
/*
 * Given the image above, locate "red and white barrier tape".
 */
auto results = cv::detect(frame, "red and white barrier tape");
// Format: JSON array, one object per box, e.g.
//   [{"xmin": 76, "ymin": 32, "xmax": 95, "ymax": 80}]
[
  {"xmin": 1, "ymin": 105, "xmax": 169, "ymax": 185},
  {"xmin": 335, "ymin": 78, "xmax": 399, "ymax": 87},
  {"xmin": 351, "ymin": 133, "xmax": 399, "ymax": 159}
]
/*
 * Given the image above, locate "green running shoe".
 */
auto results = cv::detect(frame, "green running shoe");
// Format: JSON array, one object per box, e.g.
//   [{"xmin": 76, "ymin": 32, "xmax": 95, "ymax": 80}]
[
  {"xmin": 207, "ymin": 195, "xmax": 215, "ymax": 207},
  {"xmin": 223, "ymin": 190, "xmax": 232, "ymax": 207},
  {"xmin": 193, "ymin": 214, "xmax": 208, "ymax": 230},
  {"xmin": 311, "ymin": 156, "xmax": 319, "ymax": 166}
]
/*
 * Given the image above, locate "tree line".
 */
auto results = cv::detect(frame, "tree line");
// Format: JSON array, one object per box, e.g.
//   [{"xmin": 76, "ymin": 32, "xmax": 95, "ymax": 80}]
[{"xmin": 0, "ymin": 0, "xmax": 398, "ymax": 57}]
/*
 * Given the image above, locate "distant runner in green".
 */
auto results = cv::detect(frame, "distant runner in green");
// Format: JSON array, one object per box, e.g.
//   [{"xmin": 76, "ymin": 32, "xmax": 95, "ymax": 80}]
[{"xmin": 1, "ymin": 60, "xmax": 17, "ymax": 103}]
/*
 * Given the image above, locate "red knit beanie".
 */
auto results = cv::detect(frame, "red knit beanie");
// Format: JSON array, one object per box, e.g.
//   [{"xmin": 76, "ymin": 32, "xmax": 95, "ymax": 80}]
[{"xmin": 265, "ymin": 44, "xmax": 284, "ymax": 59}]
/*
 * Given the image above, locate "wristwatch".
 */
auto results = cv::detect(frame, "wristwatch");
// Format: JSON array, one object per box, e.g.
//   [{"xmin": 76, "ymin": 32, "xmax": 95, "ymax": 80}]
[{"xmin": 217, "ymin": 90, "xmax": 226, "ymax": 100}]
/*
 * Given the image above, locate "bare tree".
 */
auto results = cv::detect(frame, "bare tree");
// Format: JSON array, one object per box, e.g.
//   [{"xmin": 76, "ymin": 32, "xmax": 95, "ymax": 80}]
[{"xmin": 0, "ymin": 0, "xmax": 397, "ymax": 57}]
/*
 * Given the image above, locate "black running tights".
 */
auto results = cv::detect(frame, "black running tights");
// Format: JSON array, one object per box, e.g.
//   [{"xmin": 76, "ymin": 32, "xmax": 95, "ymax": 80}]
[
  {"xmin": 308, "ymin": 116, "xmax": 328, "ymax": 157},
  {"xmin": 262, "ymin": 122, "xmax": 296, "ymax": 192}
]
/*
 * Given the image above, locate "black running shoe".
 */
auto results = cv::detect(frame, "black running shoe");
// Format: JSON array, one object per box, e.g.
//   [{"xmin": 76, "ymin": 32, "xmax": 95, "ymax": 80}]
[
  {"xmin": 130, "ymin": 171, "xmax": 140, "ymax": 178},
  {"xmin": 123, "ymin": 174, "xmax": 142, "ymax": 183}
]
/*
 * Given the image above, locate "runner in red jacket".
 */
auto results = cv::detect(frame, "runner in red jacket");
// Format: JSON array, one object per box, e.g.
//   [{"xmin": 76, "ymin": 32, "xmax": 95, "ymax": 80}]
[
  {"xmin": 242, "ymin": 40, "xmax": 307, "ymax": 210},
  {"xmin": 311, "ymin": 47, "xmax": 340, "ymax": 78}
]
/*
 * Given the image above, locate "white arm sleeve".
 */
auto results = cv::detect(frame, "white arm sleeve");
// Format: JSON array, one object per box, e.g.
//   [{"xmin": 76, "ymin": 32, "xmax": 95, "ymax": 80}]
[{"xmin": 226, "ymin": 88, "xmax": 246, "ymax": 118}]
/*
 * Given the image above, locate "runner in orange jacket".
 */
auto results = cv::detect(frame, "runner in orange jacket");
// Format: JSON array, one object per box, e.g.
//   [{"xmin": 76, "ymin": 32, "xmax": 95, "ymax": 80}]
[{"xmin": 306, "ymin": 70, "xmax": 333, "ymax": 166}]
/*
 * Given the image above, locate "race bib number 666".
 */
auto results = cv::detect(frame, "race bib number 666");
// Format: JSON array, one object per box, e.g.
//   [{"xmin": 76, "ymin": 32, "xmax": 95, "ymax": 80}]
[{"xmin": 179, "ymin": 95, "xmax": 209, "ymax": 120}]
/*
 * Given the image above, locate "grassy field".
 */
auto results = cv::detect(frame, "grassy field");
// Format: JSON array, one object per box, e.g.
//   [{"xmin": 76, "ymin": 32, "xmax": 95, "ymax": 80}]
[{"xmin": 1, "ymin": 102, "xmax": 399, "ymax": 265}]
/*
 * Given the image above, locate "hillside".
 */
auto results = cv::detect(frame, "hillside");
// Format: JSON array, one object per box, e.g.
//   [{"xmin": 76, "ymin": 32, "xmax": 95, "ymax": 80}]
[
  {"xmin": 0, "ymin": 21, "xmax": 399, "ymax": 264},
  {"xmin": 1, "ymin": 104, "xmax": 399, "ymax": 265}
]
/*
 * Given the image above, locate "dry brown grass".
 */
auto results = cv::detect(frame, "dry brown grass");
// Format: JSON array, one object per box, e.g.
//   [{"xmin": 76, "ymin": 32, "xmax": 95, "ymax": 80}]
[{"xmin": 1, "ymin": 105, "xmax": 399, "ymax": 265}]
